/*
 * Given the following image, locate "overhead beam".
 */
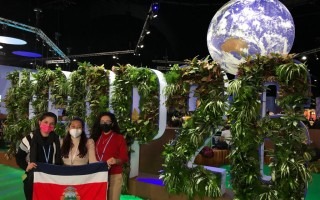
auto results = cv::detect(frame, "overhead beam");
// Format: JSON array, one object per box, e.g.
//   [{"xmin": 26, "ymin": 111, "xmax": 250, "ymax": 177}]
[{"xmin": 0, "ymin": 17, "xmax": 70, "ymax": 63}]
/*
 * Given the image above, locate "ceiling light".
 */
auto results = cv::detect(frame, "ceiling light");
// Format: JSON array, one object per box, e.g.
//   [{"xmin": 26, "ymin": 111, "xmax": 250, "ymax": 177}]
[
  {"xmin": 301, "ymin": 55, "xmax": 307, "ymax": 61},
  {"xmin": 146, "ymin": 30, "xmax": 151, "ymax": 35},
  {"xmin": 12, "ymin": 50, "xmax": 42, "ymax": 58},
  {"xmin": 0, "ymin": 36, "xmax": 27, "ymax": 45},
  {"xmin": 150, "ymin": 2, "xmax": 159, "ymax": 19},
  {"xmin": 151, "ymin": 2, "xmax": 159, "ymax": 13}
]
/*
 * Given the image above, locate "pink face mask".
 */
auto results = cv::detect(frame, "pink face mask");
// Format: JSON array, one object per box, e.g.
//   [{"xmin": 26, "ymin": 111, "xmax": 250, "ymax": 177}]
[{"xmin": 40, "ymin": 124, "xmax": 54, "ymax": 134}]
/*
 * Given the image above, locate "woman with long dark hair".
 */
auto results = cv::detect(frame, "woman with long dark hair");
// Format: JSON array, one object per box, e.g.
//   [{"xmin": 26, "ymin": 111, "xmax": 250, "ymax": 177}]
[
  {"xmin": 16, "ymin": 112, "xmax": 62, "ymax": 200},
  {"xmin": 91, "ymin": 112, "xmax": 128, "ymax": 200},
  {"xmin": 61, "ymin": 117, "xmax": 97, "ymax": 165}
]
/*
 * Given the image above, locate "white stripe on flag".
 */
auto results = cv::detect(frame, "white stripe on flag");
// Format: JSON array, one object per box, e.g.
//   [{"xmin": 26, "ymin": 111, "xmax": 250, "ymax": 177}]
[{"xmin": 34, "ymin": 171, "xmax": 108, "ymax": 185}]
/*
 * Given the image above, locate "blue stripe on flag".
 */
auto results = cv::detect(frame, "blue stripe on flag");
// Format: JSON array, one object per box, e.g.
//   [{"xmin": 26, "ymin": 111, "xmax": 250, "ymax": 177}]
[{"xmin": 34, "ymin": 161, "xmax": 108, "ymax": 175}]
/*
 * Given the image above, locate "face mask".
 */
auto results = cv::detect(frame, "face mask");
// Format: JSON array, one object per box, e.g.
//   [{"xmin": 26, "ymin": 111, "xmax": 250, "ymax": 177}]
[
  {"xmin": 40, "ymin": 124, "xmax": 54, "ymax": 134},
  {"xmin": 100, "ymin": 124, "xmax": 112, "ymax": 133},
  {"xmin": 69, "ymin": 129, "xmax": 82, "ymax": 138}
]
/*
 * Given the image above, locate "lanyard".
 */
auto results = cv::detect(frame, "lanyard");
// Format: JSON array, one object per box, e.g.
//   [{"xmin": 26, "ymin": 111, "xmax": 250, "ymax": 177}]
[
  {"xmin": 70, "ymin": 145, "xmax": 79, "ymax": 165},
  {"xmin": 42, "ymin": 145, "xmax": 51, "ymax": 163},
  {"xmin": 96, "ymin": 134, "xmax": 114, "ymax": 161}
]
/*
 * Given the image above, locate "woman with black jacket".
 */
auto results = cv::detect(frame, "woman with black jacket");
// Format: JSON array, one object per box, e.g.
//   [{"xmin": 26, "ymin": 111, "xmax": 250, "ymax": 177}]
[{"xmin": 15, "ymin": 112, "xmax": 62, "ymax": 200}]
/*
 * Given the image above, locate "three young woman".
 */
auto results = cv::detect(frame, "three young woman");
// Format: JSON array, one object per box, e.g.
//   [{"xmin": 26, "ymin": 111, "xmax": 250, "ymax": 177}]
[{"xmin": 16, "ymin": 111, "xmax": 128, "ymax": 200}]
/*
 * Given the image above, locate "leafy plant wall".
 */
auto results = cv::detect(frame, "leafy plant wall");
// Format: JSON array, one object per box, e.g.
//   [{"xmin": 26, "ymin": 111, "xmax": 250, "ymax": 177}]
[
  {"xmin": 50, "ymin": 67, "xmax": 69, "ymax": 109},
  {"xmin": 31, "ymin": 67, "xmax": 57, "ymax": 127},
  {"xmin": 2, "ymin": 55, "xmax": 313, "ymax": 200},
  {"xmin": 67, "ymin": 62, "xmax": 110, "ymax": 130},
  {"xmin": 3, "ymin": 62, "xmax": 111, "ymax": 156},
  {"xmin": 67, "ymin": 63, "xmax": 87, "ymax": 120},
  {"xmin": 85, "ymin": 63, "xmax": 109, "ymax": 129},
  {"xmin": 111, "ymin": 64, "xmax": 160, "ymax": 143},
  {"xmin": 161, "ymin": 56, "xmax": 228, "ymax": 199},
  {"xmin": 3, "ymin": 63, "xmax": 160, "ymax": 192},
  {"xmin": 3, "ymin": 70, "xmax": 33, "ymax": 157},
  {"xmin": 110, "ymin": 64, "xmax": 160, "ymax": 193},
  {"xmin": 228, "ymin": 54, "xmax": 312, "ymax": 199}
]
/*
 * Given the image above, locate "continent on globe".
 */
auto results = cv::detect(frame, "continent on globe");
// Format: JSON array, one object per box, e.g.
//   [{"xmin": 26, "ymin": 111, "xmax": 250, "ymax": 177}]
[{"xmin": 221, "ymin": 38, "xmax": 248, "ymax": 55}]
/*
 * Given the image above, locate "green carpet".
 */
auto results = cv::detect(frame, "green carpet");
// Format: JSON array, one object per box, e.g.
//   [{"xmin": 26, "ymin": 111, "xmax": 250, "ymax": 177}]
[
  {"xmin": 0, "ymin": 164, "xmax": 143, "ymax": 200},
  {"xmin": 221, "ymin": 165, "xmax": 319, "ymax": 199},
  {"xmin": 307, "ymin": 173, "xmax": 320, "ymax": 200},
  {"xmin": 0, "ymin": 164, "xmax": 24, "ymax": 199}
]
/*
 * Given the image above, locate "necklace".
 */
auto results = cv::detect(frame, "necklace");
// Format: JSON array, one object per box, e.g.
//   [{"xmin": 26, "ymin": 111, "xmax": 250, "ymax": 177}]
[
  {"xmin": 96, "ymin": 133, "xmax": 114, "ymax": 161},
  {"xmin": 42, "ymin": 145, "xmax": 51, "ymax": 163}
]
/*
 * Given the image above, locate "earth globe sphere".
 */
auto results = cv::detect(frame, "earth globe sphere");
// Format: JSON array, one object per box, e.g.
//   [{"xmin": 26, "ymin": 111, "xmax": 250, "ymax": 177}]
[{"xmin": 207, "ymin": 0, "xmax": 295, "ymax": 75}]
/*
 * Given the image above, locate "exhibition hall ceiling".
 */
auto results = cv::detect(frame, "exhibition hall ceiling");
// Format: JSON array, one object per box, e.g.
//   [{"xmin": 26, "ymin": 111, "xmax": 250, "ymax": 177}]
[{"xmin": 0, "ymin": 0, "xmax": 320, "ymax": 96}]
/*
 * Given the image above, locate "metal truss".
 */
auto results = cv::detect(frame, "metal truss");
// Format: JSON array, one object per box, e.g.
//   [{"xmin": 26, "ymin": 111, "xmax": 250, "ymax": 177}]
[{"xmin": 0, "ymin": 16, "xmax": 70, "ymax": 63}]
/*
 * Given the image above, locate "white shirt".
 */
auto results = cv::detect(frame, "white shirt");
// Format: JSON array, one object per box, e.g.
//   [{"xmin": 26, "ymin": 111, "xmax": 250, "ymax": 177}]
[{"xmin": 221, "ymin": 129, "xmax": 231, "ymax": 145}]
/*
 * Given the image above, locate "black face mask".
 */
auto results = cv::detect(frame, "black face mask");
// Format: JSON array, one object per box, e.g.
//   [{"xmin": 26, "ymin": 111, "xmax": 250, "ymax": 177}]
[{"xmin": 100, "ymin": 123, "xmax": 112, "ymax": 133}]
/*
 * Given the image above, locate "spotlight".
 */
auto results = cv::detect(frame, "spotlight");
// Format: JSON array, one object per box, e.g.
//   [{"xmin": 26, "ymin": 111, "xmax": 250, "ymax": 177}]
[
  {"xmin": 112, "ymin": 55, "xmax": 119, "ymax": 60},
  {"xmin": 151, "ymin": 13, "xmax": 158, "ymax": 19},
  {"xmin": 146, "ymin": 30, "xmax": 151, "ymax": 35},
  {"xmin": 150, "ymin": 2, "xmax": 159, "ymax": 18},
  {"xmin": 139, "ymin": 44, "xmax": 144, "ymax": 48},
  {"xmin": 151, "ymin": 2, "xmax": 159, "ymax": 13},
  {"xmin": 301, "ymin": 55, "xmax": 307, "ymax": 61},
  {"xmin": 315, "ymin": 54, "xmax": 319, "ymax": 60},
  {"xmin": 134, "ymin": 51, "xmax": 140, "ymax": 56},
  {"xmin": 134, "ymin": 52, "xmax": 141, "ymax": 56}
]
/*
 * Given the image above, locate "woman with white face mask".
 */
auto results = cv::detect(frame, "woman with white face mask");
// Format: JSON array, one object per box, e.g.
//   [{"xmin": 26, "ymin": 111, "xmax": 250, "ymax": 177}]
[{"xmin": 61, "ymin": 117, "xmax": 97, "ymax": 165}]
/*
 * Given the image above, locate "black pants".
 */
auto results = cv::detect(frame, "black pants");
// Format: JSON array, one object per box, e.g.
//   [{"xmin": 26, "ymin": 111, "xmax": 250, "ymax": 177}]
[{"xmin": 23, "ymin": 172, "xmax": 33, "ymax": 200}]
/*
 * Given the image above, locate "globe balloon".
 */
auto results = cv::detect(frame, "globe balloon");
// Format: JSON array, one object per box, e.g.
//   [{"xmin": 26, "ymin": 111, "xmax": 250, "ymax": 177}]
[{"xmin": 207, "ymin": 0, "xmax": 295, "ymax": 75}]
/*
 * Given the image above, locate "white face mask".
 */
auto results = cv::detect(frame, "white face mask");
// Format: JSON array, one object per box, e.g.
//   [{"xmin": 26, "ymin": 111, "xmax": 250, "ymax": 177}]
[{"xmin": 69, "ymin": 129, "xmax": 82, "ymax": 138}]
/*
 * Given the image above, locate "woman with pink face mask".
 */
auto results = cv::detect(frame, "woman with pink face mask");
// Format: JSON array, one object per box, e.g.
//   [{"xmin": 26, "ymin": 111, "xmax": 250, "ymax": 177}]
[
  {"xmin": 16, "ymin": 112, "xmax": 62, "ymax": 200},
  {"xmin": 61, "ymin": 117, "xmax": 97, "ymax": 165}
]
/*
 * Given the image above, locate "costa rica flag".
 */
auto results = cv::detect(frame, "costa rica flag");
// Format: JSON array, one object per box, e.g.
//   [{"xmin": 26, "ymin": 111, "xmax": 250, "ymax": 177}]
[{"xmin": 33, "ymin": 162, "xmax": 108, "ymax": 200}]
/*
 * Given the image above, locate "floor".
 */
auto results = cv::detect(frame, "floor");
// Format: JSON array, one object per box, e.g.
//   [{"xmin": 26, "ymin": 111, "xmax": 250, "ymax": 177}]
[
  {"xmin": 1, "ymin": 163, "xmax": 319, "ymax": 200},
  {"xmin": 0, "ymin": 147, "xmax": 319, "ymax": 200}
]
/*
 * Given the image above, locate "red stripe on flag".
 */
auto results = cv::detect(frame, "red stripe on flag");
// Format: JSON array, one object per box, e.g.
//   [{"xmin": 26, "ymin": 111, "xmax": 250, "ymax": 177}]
[{"xmin": 33, "ymin": 182, "xmax": 108, "ymax": 200}]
